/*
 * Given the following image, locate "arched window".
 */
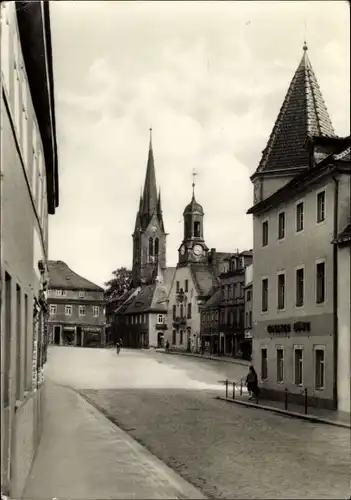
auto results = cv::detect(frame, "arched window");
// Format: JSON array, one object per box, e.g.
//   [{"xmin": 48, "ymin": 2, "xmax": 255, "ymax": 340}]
[
  {"xmin": 149, "ymin": 237, "xmax": 154, "ymax": 256},
  {"xmin": 193, "ymin": 221, "xmax": 200, "ymax": 237},
  {"xmin": 154, "ymin": 237, "xmax": 159, "ymax": 255}
]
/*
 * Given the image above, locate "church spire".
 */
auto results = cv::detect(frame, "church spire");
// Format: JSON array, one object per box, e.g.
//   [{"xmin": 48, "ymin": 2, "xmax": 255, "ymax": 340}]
[
  {"xmin": 141, "ymin": 128, "xmax": 158, "ymax": 219},
  {"xmin": 255, "ymin": 44, "xmax": 335, "ymax": 175}
]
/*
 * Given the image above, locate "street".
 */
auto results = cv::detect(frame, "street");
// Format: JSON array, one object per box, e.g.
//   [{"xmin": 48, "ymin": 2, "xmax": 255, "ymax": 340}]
[{"xmin": 43, "ymin": 346, "xmax": 350, "ymax": 500}]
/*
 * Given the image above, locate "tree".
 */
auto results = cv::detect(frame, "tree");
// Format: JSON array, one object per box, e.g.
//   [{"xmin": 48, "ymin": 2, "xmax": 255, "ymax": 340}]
[{"xmin": 104, "ymin": 267, "xmax": 133, "ymax": 300}]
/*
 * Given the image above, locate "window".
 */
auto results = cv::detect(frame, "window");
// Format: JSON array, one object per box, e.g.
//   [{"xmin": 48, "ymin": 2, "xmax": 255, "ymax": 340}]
[
  {"xmin": 157, "ymin": 314, "xmax": 163, "ymax": 324},
  {"xmin": 65, "ymin": 305, "xmax": 72, "ymax": 316},
  {"xmin": 317, "ymin": 191, "xmax": 325, "ymax": 223},
  {"xmin": 79, "ymin": 291, "xmax": 85, "ymax": 298},
  {"xmin": 180, "ymin": 304, "xmax": 184, "ymax": 318},
  {"xmin": 61, "ymin": 290, "xmax": 67, "ymax": 297},
  {"xmin": 176, "ymin": 281, "xmax": 180, "ymax": 293},
  {"xmin": 193, "ymin": 221, "xmax": 200, "ymax": 238},
  {"xmin": 262, "ymin": 221, "xmax": 268, "ymax": 246},
  {"xmin": 93, "ymin": 306, "xmax": 99, "ymax": 317},
  {"xmin": 261, "ymin": 348, "xmax": 268, "ymax": 381},
  {"xmin": 79, "ymin": 306, "xmax": 85, "ymax": 316},
  {"xmin": 187, "ymin": 303, "xmax": 192, "ymax": 319},
  {"xmin": 246, "ymin": 290, "xmax": 252, "ymax": 302},
  {"xmin": 316, "ymin": 262, "xmax": 325, "ymax": 304},
  {"xmin": 245, "ymin": 312, "xmax": 249, "ymax": 328},
  {"xmin": 278, "ymin": 212, "xmax": 285, "ymax": 240},
  {"xmin": 13, "ymin": 34, "xmax": 21, "ymax": 134},
  {"xmin": 249, "ymin": 311, "xmax": 252, "ymax": 328},
  {"xmin": 56, "ymin": 289, "xmax": 62, "ymax": 296},
  {"xmin": 315, "ymin": 348, "xmax": 325, "ymax": 390},
  {"xmin": 47, "ymin": 289, "xmax": 51, "ymax": 297},
  {"xmin": 261, "ymin": 278, "xmax": 268, "ymax": 312},
  {"xmin": 296, "ymin": 202, "xmax": 304, "ymax": 232},
  {"xmin": 296, "ymin": 268, "xmax": 304, "ymax": 307},
  {"xmin": 50, "ymin": 305, "xmax": 57, "ymax": 315},
  {"xmin": 172, "ymin": 330, "xmax": 176, "ymax": 345},
  {"xmin": 185, "ymin": 280, "xmax": 188, "ymax": 293},
  {"xmin": 172, "ymin": 305, "xmax": 176, "ymax": 319},
  {"xmin": 21, "ymin": 71, "xmax": 28, "ymax": 167},
  {"xmin": 148, "ymin": 237, "xmax": 153, "ymax": 256},
  {"xmin": 16, "ymin": 285, "xmax": 22, "ymax": 400},
  {"xmin": 277, "ymin": 273, "xmax": 285, "ymax": 310},
  {"xmin": 294, "ymin": 347, "xmax": 303, "ymax": 385},
  {"xmin": 276, "ymin": 348, "xmax": 284, "ymax": 383},
  {"xmin": 180, "ymin": 330, "xmax": 184, "ymax": 344},
  {"xmin": 154, "ymin": 237, "xmax": 159, "ymax": 255}
]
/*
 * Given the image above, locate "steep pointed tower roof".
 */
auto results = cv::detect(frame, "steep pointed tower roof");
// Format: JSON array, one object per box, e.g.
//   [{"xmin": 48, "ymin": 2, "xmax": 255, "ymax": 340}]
[
  {"xmin": 255, "ymin": 43, "xmax": 336, "ymax": 175},
  {"xmin": 142, "ymin": 128, "xmax": 158, "ymax": 218}
]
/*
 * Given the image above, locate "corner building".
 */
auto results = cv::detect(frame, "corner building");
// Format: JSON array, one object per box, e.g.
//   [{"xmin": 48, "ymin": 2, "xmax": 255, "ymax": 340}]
[
  {"xmin": 247, "ymin": 44, "xmax": 350, "ymax": 412},
  {"xmin": 0, "ymin": 2, "xmax": 59, "ymax": 497}
]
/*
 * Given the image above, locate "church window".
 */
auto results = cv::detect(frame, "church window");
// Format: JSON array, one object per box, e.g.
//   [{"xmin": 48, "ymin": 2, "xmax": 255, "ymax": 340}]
[
  {"xmin": 149, "ymin": 237, "xmax": 154, "ymax": 256},
  {"xmin": 154, "ymin": 237, "xmax": 159, "ymax": 255},
  {"xmin": 193, "ymin": 221, "xmax": 201, "ymax": 238}
]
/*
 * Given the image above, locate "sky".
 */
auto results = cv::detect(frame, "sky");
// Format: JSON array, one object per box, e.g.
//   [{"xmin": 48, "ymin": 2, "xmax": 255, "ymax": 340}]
[{"xmin": 49, "ymin": 0, "xmax": 350, "ymax": 288}]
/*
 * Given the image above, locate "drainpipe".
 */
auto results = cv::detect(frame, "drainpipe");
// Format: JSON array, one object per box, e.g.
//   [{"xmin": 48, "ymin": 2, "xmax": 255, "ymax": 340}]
[{"xmin": 332, "ymin": 176, "xmax": 339, "ymax": 410}]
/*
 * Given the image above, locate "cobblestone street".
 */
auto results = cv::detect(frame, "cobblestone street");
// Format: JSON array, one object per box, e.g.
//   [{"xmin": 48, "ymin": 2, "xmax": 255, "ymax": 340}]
[{"xmin": 47, "ymin": 347, "xmax": 350, "ymax": 499}]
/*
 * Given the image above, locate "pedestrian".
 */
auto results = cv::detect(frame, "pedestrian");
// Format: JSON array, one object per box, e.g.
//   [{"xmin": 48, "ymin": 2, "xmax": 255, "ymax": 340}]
[
  {"xmin": 116, "ymin": 340, "xmax": 121, "ymax": 355},
  {"xmin": 246, "ymin": 365, "xmax": 259, "ymax": 402},
  {"xmin": 165, "ymin": 339, "xmax": 169, "ymax": 351}
]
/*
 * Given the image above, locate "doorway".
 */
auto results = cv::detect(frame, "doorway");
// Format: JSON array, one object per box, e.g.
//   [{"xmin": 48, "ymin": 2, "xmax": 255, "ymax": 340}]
[
  {"xmin": 54, "ymin": 326, "xmax": 61, "ymax": 345},
  {"xmin": 76, "ymin": 326, "xmax": 82, "ymax": 346}
]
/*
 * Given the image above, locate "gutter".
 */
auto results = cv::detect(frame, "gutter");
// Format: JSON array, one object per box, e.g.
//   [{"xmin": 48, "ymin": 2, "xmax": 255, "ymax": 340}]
[{"xmin": 332, "ymin": 176, "xmax": 339, "ymax": 410}]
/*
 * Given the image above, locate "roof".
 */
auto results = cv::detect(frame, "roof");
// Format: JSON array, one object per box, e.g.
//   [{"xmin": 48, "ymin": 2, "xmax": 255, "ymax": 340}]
[
  {"xmin": 254, "ymin": 45, "xmax": 335, "ymax": 176},
  {"xmin": 16, "ymin": 2, "xmax": 59, "ymax": 213},
  {"xmin": 335, "ymin": 223, "xmax": 351, "ymax": 245},
  {"xmin": 202, "ymin": 288, "xmax": 222, "ymax": 310},
  {"xmin": 124, "ymin": 284, "xmax": 167, "ymax": 314},
  {"xmin": 190, "ymin": 265, "xmax": 218, "ymax": 297},
  {"xmin": 183, "ymin": 196, "xmax": 204, "ymax": 215},
  {"xmin": 47, "ymin": 261, "xmax": 103, "ymax": 291}
]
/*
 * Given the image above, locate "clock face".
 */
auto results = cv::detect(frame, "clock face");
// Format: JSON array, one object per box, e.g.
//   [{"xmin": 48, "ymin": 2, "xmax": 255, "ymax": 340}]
[
  {"xmin": 180, "ymin": 245, "xmax": 186, "ymax": 255},
  {"xmin": 193, "ymin": 244, "xmax": 203, "ymax": 256}
]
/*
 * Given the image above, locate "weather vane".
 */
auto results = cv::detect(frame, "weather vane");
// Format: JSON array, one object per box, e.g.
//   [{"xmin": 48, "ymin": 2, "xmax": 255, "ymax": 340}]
[{"xmin": 192, "ymin": 168, "xmax": 198, "ymax": 199}]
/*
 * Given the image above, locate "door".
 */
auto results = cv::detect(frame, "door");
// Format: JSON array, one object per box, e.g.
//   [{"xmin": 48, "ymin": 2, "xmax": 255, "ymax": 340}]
[
  {"xmin": 54, "ymin": 326, "xmax": 61, "ymax": 345},
  {"xmin": 76, "ymin": 326, "xmax": 82, "ymax": 346}
]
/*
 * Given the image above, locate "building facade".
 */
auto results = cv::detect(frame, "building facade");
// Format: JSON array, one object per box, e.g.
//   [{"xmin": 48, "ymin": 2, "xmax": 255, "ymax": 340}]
[
  {"xmin": 244, "ymin": 263, "xmax": 253, "ymax": 358},
  {"xmin": 0, "ymin": 2, "xmax": 59, "ymax": 497},
  {"xmin": 47, "ymin": 261, "xmax": 106, "ymax": 347},
  {"xmin": 247, "ymin": 44, "xmax": 350, "ymax": 411}
]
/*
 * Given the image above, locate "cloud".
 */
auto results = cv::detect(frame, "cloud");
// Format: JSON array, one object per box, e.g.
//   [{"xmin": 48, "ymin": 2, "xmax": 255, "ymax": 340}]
[{"xmin": 49, "ymin": 1, "xmax": 350, "ymax": 287}]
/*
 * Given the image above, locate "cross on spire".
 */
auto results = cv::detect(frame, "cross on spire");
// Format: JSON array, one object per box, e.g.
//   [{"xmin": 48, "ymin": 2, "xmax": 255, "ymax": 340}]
[{"xmin": 192, "ymin": 168, "xmax": 198, "ymax": 200}]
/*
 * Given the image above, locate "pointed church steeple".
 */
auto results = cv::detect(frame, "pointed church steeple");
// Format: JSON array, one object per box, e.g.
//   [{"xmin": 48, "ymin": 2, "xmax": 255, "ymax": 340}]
[
  {"xmin": 255, "ymin": 44, "xmax": 336, "ymax": 174},
  {"xmin": 141, "ymin": 128, "xmax": 158, "ymax": 220}
]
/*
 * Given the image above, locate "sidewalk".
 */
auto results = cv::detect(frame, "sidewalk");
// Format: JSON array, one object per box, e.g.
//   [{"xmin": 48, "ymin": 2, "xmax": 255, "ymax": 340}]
[
  {"xmin": 22, "ymin": 380, "xmax": 206, "ymax": 500},
  {"xmin": 156, "ymin": 349, "xmax": 250, "ymax": 367},
  {"xmin": 218, "ymin": 388, "xmax": 350, "ymax": 429}
]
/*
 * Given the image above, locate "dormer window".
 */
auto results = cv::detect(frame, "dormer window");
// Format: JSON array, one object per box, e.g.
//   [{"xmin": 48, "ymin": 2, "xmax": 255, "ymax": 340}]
[{"xmin": 79, "ymin": 291, "xmax": 85, "ymax": 298}]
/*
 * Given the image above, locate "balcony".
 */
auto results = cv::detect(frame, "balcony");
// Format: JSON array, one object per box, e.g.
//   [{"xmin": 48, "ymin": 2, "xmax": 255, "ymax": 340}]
[
  {"xmin": 156, "ymin": 323, "xmax": 168, "ymax": 330},
  {"xmin": 172, "ymin": 316, "xmax": 187, "ymax": 328}
]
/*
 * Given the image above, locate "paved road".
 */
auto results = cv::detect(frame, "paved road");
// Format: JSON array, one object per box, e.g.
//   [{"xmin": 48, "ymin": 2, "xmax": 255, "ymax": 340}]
[{"xmin": 47, "ymin": 347, "xmax": 350, "ymax": 500}]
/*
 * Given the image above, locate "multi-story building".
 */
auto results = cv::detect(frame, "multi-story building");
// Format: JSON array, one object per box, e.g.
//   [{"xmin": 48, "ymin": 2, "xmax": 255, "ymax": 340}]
[
  {"xmin": 47, "ymin": 261, "xmax": 106, "ymax": 347},
  {"xmin": 166, "ymin": 181, "xmax": 230, "ymax": 352},
  {"xmin": 200, "ymin": 288, "xmax": 221, "ymax": 354},
  {"xmin": 247, "ymin": 44, "xmax": 350, "ymax": 411},
  {"xmin": 218, "ymin": 251, "xmax": 253, "ymax": 358},
  {"xmin": 244, "ymin": 263, "xmax": 253, "ymax": 359},
  {"xmin": 0, "ymin": 2, "xmax": 59, "ymax": 497}
]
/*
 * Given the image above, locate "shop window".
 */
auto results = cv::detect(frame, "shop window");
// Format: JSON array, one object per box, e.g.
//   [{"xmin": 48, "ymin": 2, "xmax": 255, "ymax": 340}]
[
  {"xmin": 276, "ymin": 347, "xmax": 284, "ymax": 383},
  {"xmin": 261, "ymin": 348, "xmax": 268, "ymax": 381}
]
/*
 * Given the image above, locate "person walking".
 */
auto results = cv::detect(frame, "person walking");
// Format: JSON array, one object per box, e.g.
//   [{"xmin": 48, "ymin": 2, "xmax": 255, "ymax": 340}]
[
  {"xmin": 246, "ymin": 365, "xmax": 259, "ymax": 402},
  {"xmin": 116, "ymin": 340, "xmax": 121, "ymax": 355}
]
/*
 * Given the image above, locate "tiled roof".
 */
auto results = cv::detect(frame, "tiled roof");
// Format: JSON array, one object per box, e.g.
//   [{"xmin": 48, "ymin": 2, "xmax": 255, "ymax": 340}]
[
  {"xmin": 124, "ymin": 284, "xmax": 157, "ymax": 314},
  {"xmin": 255, "ymin": 46, "xmax": 335, "ymax": 175},
  {"xmin": 47, "ymin": 261, "xmax": 103, "ymax": 291},
  {"xmin": 202, "ymin": 288, "xmax": 221, "ymax": 310},
  {"xmin": 114, "ymin": 288, "xmax": 140, "ymax": 314},
  {"xmin": 190, "ymin": 265, "xmax": 218, "ymax": 297},
  {"xmin": 333, "ymin": 146, "xmax": 350, "ymax": 162},
  {"xmin": 336, "ymin": 223, "xmax": 351, "ymax": 245}
]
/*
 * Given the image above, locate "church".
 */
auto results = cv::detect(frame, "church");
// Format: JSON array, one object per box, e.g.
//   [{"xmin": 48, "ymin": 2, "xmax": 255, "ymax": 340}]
[{"xmin": 111, "ymin": 131, "xmax": 175, "ymax": 348}]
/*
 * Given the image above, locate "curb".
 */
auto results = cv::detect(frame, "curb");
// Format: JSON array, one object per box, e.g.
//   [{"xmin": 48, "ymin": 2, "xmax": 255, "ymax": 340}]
[
  {"xmin": 217, "ymin": 396, "xmax": 351, "ymax": 429},
  {"xmin": 156, "ymin": 350, "xmax": 250, "ymax": 367}
]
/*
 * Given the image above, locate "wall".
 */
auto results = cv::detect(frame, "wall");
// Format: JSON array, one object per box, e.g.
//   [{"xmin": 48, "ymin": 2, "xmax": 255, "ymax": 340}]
[
  {"xmin": 166, "ymin": 266, "xmax": 201, "ymax": 351},
  {"xmin": 261, "ymin": 174, "xmax": 295, "ymax": 202},
  {"xmin": 148, "ymin": 312, "xmax": 166, "ymax": 347},
  {"xmin": 1, "ymin": 3, "xmax": 49, "ymax": 496},
  {"xmin": 337, "ymin": 246, "xmax": 350, "ymax": 413}
]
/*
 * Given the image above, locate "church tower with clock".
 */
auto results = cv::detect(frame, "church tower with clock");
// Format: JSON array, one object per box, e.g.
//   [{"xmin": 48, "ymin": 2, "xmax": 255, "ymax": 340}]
[
  {"xmin": 132, "ymin": 130, "xmax": 167, "ymax": 286},
  {"xmin": 178, "ymin": 174, "xmax": 209, "ymax": 266}
]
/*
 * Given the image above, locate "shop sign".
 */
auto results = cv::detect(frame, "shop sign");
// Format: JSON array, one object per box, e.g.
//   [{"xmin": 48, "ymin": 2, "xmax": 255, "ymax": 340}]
[
  {"xmin": 267, "ymin": 321, "xmax": 311, "ymax": 336},
  {"xmin": 83, "ymin": 327, "xmax": 101, "ymax": 333},
  {"xmin": 64, "ymin": 326, "xmax": 75, "ymax": 331}
]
